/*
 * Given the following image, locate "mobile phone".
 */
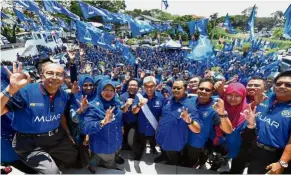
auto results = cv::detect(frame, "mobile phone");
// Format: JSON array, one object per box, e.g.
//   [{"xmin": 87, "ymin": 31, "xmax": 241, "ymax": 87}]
[{"xmin": 70, "ymin": 63, "xmax": 78, "ymax": 83}]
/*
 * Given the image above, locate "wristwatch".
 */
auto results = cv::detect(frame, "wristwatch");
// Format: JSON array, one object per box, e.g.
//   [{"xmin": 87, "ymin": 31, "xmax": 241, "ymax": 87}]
[
  {"xmin": 187, "ymin": 117, "xmax": 193, "ymax": 125},
  {"xmin": 2, "ymin": 89, "xmax": 13, "ymax": 98},
  {"xmin": 219, "ymin": 111, "xmax": 228, "ymax": 118},
  {"xmin": 279, "ymin": 160, "xmax": 288, "ymax": 168}
]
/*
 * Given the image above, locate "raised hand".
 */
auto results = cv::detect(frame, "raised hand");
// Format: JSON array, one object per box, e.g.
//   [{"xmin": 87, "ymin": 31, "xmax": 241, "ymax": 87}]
[
  {"xmin": 125, "ymin": 98, "xmax": 134, "ymax": 107},
  {"xmin": 67, "ymin": 50, "xmax": 76, "ymax": 60},
  {"xmin": 156, "ymin": 83, "xmax": 163, "ymax": 91},
  {"xmin": 212, "ymin": 98, "xmax": 225, "ymax": 115},
  {"xmin": 214, "ymin": 80, "xmax": 225, "ymax": 92},
  {"xmin": 71, "ymin": 81, "xmax": 80, "ymax": 94},
  {"xmin": 254, "ymin": 91, "xmax": 268, "ymax": 105},
  {"xmin": 77, "ymin": 95, "xmax": 89, "ymax": 114},
  {"xmin": 240, "ymin": 103, "xmax": 261, "ymax": 128},
  {"xmin": 138, "ymin": 98, "xmax": 148, "ymax": 107},
  {"xmin": 180, "ymin": 107, "xmax": 191, "ymax": 123},
  {"xmin": 104, "ymin": 106, "xmax": 116, "ymax": 125},
  {"xmin": 4, "ymin": 62, "xmax": 31, "ymax": 94}
]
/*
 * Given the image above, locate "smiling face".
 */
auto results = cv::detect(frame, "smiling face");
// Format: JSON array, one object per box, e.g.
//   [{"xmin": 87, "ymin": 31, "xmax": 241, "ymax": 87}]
[
  {"xmin": 274, "ymin": 76, "xmax": 291, "ymax": 100},
  {"xmin": 246, "ymin": 79, "xmax": 265, "ymax": 97},
  {"xmin": 82, "ymin": 81, "xmax": 94, "ymax": 95},
  {"xmin": 197, "ymin": 82, "xmax": 213, "ymax": 102},
  {"xmin": 225, "ymin": 92, "xmax": 243, "ymax": 106},
  {"xmin": 172, "ymin": 81, "xmax": 186, "ymax": 100},
  {"xmin": 101, "ymin": 85, "xmax": 115, "ymax": 101},
  {"xmin": 41, "ymin": 63, "xmax": 64, "ymax": 90},
  {"xmin": 188, "ymin": 77, "xmax": 200, "ymax": 91}
]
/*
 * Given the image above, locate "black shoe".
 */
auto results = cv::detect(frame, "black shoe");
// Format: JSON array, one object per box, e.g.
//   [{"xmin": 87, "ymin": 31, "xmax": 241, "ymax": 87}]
[
  {"xmin": 134, "ymin": 154, "xmax": 142, "ymax": 161},
  {"xmin": 154, "ymin": 155, "xmax": 167, "ymax": 163},
  {"xmin": 115, "ymin": 155, "xmax": 125, "ymax": 164},
  {"xmin": 87, "ymin": 166, "xmax": 96, "ymax": 174}
]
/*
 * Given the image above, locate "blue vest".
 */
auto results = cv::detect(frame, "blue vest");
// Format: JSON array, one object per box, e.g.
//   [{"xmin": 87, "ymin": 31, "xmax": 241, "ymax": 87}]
[{"xmin": 12, "ymin": 83, "xmax": 69, "ymax": 133}]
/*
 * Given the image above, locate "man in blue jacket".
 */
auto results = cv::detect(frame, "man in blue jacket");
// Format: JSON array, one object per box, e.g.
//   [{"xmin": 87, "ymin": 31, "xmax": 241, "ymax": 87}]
[
  {"xmin": 156, "ymin": 79, "xmax": 203, "ymax": 165},
  {"xmin": 132, "ymin": 76, "xmax": 164, "ymax": 160},
  {"xmin": 243, "ymin": 70, "xmax": 291, "ymax": 174},
  {"xmin": 1, "ymin": 62, "xmax": 78, "ymax": 174}
]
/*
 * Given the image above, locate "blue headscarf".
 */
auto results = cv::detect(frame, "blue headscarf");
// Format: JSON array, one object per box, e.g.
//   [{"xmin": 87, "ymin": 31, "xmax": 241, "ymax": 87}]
[
  {"xmin": 162, "ymin": 86, "xmax": 173, "ymax": 96},
  {"xmin": 94, "ymin": 79, "xmax": 122, "ymax": 115},
  {"xmin": 78, "ymin": 74, "xmax": 96, "ymax": 102}
]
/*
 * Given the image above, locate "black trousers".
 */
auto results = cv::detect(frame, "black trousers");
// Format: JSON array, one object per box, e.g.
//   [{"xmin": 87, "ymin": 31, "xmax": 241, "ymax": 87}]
[
  {"xmin": 166, "ymin": 151, "xmax": 182, "ymax": 165},
  {"xmin": 186, "ymin": 144, "xmax": 203, "ymax": 167},
  {"xmin": 248, "ymin": 144, "xmax": 291, "ymax": 174},
  {"xmin": 134, "ymin": 132, "xmax": 156, "ymax": 160},
  {"xmin": 2, "ymin": 160, "xmax": 37, "ymax": 174},
  {"xmin": 123, "ymin": 122, "xmax": 136, "ymax": 147},
  {"xmin": 230, "ymin": 141, "xmax": 253, "ymax": 174}
]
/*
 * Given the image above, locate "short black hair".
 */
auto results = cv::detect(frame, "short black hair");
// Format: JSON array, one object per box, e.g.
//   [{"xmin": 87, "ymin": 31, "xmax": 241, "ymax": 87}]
[
  {"xmin": 198, "ymin": 78, "xmax": 215, "ymax": 88},
  {"xmin": 174, "ymin": 78, "xmax": 187, "ymax": 89},
  {"xmin": 128, "ymin": 78, "xmax": 140, "ymax": 87},
  {"xmin": 249, "ymin": 76, "xmax": 266, "ymax": 86},
  {"xmin": 35, "ymin": 58, "xmax": 53, "ymax": 73},
  {"xmin": 274, "ymin": 70, "xmax": 291, "ymax": 83}
]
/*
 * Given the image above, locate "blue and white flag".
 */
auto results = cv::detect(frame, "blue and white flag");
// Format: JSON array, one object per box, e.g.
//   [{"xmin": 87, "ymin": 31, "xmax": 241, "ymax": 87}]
[
  {"xmin": 185, "ymin": 35, "xmax": 214, "ymax": 61},
  {"xmin": 177, "ymin": 25, "xmax": 185, "ymax": 34},
  {"xmin": 78, "ymin": 1, "xmax": 109, "ymax": 19},
  {"xmin": 14, "ymin": 0, "xmax": 40, "ymax": 14},
  {"xmin": 162, "ymin": 0, "xmax": 169, "ymax": 9},
  {"xmin": 13, "ymin": 8, "xmax": 31, "ymax": 22},
  {"xmin": 1, "ymin": 11, "xmax": 9, "ymax": 19},
  {"xmin": 283, "ymin": 4, "xmax": 291, "ymax": 39},
  {"xmin": 223, "ymin": 13, "xmax": 237, "ymax": 34},
  {"xmin": 248, "ymin": 5, "xmax": 256, "ymax": 40},
  {"xmin": 43, "ymin": 0, "xmax": 80, "ymax": 20},
  {"xmin": 38, "ymin": 11, "xmax": 55, "ymax": 28},
  {"xmin": 58, "ymin": 19, "xmax": 71, "ymax": 31},
  {"xmin": 30, "ymin": 22, "xmax": 40, "ymax": 31}
]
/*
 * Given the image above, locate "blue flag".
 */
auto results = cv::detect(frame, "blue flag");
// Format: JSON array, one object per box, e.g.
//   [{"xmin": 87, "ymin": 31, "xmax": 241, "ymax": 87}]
[
  {"xmin": 37, "ymin": 11, "xmax": 55, "ymax": 29},
  {"xmin": 187, "ymin": 21, "xmax": 196, "ymax": 36},
  {"xmin": 195, "ymin": 19, "xmax": 208, "ymax": 36},
  {"xmin": 30, "ymin": 22, "xmax": 40, "ymax": 31},
  {"xmin": 43, "ymin": 0, "xmax": 80, "ymax": 20},
  {"xmin": 14, "ymin": 0, "xmax": 40, "ymax": 14},
  {"xmin": 177, "ymin": 25, "xmax": 185, "ymax": 34},
  {"xmin": 248, "ymin": 5, "xmax": 256, "ymax": 40},
  {"xmin": 13, "ymin": 8, "xmax": 31, "ymax": 22},
  {"xmin": 58, "ymin": 19, "xmax": 71, "ymax": 31},
  {"xmin": 283, "ymin": 4, "xmax": 291, "ymax": 39},
  {"xmin": 76, "ymin": 20, "xmax": 114, "ymax": 50},
  {"xmin": 70, "ymin": 20, "xmax": 76, "ymax": 30},
  {"xmin": 223, "ymin": 13, "xmax": 237, "ymax": 34},
  {"xmin": 78, "ymin": 1, "xmax": 109, "ymax": 19},
  {"xmin": 185, "ymin": 35, "xmax": 214, "ymax": 61},
  {"xmin": 1, "ymin": 11, "xmax": 9, "ymax": 19},
  {"xmin": 163, "ymin": 0, "xmax": 169, "ymax": 9}
]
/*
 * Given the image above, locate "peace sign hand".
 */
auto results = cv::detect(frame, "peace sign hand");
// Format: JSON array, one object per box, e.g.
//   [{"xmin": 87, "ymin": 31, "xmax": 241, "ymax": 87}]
[
  {"xmin": 4, "ymin": 62, "xmax": 31, "ymax": 94},
  {"xmin": 240, "ymin": 103, "xmax": 261, "ymax": 128},
  {"xmin": 104, "ymin": 106, "xmax": 116, "ymax": 125},
  {"xmin": 180, "ymin": 107, "xmax": 191, "ymax": 124},
  {"xmin": 212, "ymin": 98, "xmax": 225, "ymax": 115},
  {"xmin": 76, "ymin": 95, "xmax": 89, "ymax": 114}
]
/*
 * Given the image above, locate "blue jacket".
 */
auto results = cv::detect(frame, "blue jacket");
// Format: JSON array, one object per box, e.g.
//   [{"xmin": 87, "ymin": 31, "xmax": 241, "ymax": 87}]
[
  {"xmin": 156, "ymin": 96, "xmax": 202, "ymax": 151},
  {"xmin": 6, "ymin": 83, "xmax": 70, "ymax": 133},
  {"xmin": 81, "ymin": 80, "xmax": 123, "ymax": 154},
  {"xmin": 120, "ymin": 92, "xmax": 137, "ymax": 124}
]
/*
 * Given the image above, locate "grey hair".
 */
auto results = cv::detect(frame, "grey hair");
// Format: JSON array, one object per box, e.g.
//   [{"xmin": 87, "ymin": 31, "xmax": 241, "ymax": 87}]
[{"xmin": 143, "ymin": 76, "xmax": 157, "ymax": 85}]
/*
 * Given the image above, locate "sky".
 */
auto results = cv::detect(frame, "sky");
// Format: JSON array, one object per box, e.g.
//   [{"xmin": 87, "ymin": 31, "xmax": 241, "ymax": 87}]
[{"xmin": 125, "ymin": 0, "xmax": 290, "ymax": 18}]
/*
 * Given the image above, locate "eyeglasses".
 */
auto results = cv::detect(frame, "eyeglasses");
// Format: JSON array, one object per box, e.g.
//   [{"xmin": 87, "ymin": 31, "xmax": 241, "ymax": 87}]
[
  {"xmin": 198, "ymin": 87, "xmax": 212, "ymax": 92},
  {"xmin": 44, "ymin": 71, "xmax": 64, "ymax": 79},
  {"xmin": 189, "ymin": 80, "xmax": 199, "ymax": 84},
  {"xmin": 247, "ymin": 84, "xmax": 261, "ymax": 88},
  {"xmin": 144, "ymin": 85, "xmax": 155, "ymax": 89},
  {"xmin": 275, "ymin": 82, "xmax": 291, "ymax": 88},
  {"xmin": 226, "ymin": 94, "xmax": 242, "ymax": 100}
]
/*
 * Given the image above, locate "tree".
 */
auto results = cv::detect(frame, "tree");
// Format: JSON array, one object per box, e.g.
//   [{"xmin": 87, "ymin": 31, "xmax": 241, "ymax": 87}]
[
  {"xmin": 271, "ymin": 10, "xmax": 284, "ymax": 27},
  {"xmin": 209, "ymin": 13, "xmax": 218, "ymax": 42},
  {"xmin": 272, "ymin": 27, "xmax": 283, "ymax": 39},
  {"xmin": 241, "ymin": 6, "xmax": 258, "ymax": 16}
]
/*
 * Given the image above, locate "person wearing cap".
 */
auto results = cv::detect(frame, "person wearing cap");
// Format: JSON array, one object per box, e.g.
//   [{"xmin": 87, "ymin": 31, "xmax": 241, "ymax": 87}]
[
  {"xmin": 132, "ymin": 76, "xmax": 164, "ymax": 160},
  {"xmin": 244, "ymin": 70, "xmax": 291, "ymax": 174},
  {"xmin": 0, "ymin": 63, "xmax": 79, "ymax": 174}
]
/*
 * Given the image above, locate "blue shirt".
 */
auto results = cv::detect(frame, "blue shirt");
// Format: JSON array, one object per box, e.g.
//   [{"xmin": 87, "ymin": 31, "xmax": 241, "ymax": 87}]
[
  {"xmin": 156, "ymin": 96, "xmax": 201, "ymax": 151},
  {"xmin": 256, "ymin": 94, "xmax": 291, "ymax": 149},
  {"xmin": 6, "ymin": 83, "xmax": 70, "ymax": 133},
  {"xmin": 188, "ymin": 97, "xmax": 221, "ymax": 148},
  {"xmin": 133, "ymin": 91, "xmax": 164, "ymax": 136},
  {"xmin": 81, "ymin": 102, "xmax": 123, "ymax": 154},
  {"xmin": 120, "ymin": 92, "xmax": 137, "ymax": 124}
]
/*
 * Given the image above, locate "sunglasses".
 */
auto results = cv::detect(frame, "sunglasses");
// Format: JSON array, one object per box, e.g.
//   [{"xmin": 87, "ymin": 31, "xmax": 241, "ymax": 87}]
[
  {"xmin": 198, "ymin": 87, "xmax": 212, "ymax": 92},
  {"xmin": 275, "ymin": 82, "xmax": 291, "ymax": 88},
  {"xmin": 83, "ymin": 84, "xmax": 94, "ymax": 88}
]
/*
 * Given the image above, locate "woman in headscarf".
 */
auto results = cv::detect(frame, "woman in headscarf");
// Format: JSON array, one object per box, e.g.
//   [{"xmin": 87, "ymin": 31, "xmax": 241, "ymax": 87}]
[
  {"xmin": 213, "ymin": 83, "xmax": 253, "ymax": 173},
  {"xmin": 69, "ymin": 74, "xmax": 97, "ymax": 168},
  {"xmin": 161, "ymin": 86, "xmax": 172, "ymax": 99},
  {"xmin": 81, "ymin": 79, "xmax": 123, "ymax": 173}
]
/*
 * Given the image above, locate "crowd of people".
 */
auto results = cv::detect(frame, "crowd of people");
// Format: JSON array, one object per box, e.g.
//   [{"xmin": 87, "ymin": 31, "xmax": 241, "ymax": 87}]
[{"xmin": 1, "ymin": 40, "xmax": 291, "ymax": 175}]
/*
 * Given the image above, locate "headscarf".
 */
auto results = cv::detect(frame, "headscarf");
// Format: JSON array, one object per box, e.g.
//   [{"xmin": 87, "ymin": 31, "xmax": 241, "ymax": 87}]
[
  {"xmin": 214, "ymin": 83, "xmax": 248, "ymax": 145},
  {"xmin": 78, "ymin": 74, "xmax": 96, "ymax": 102},
  {"xmin": 94, "ymin": 79, "xmax": 122, "ymax": 116}
]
